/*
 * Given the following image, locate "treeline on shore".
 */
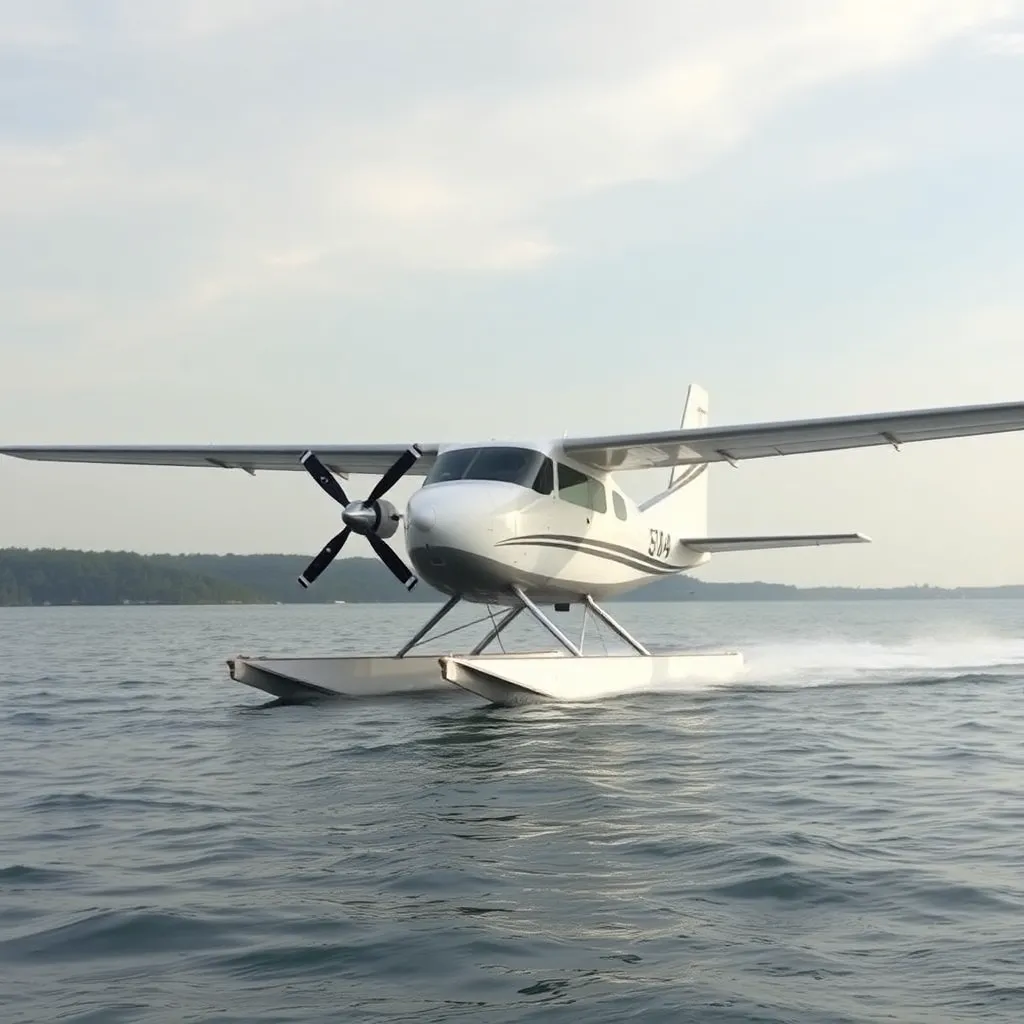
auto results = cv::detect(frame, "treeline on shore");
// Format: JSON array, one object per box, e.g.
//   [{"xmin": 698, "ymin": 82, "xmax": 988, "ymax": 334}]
[{"xmin": 2, "ymin": 547, "xmax": 1024, "ymax": 608}]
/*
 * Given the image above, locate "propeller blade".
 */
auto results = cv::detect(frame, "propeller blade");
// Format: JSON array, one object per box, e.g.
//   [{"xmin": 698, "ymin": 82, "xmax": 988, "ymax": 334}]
[
  {"xmin": 300, "ymin": 450, "xmax": 349, "ymax": 506},
  {"xmin": 365, "ymin": 444, "xmax": 422, "ymax": 504},
  {"xmin": 367, "ymin": 533, "xmax": 418, "ymax": 591},
  {"xmin": 297, "ymin": 526, "xmax": 351, "ymax": 589}
]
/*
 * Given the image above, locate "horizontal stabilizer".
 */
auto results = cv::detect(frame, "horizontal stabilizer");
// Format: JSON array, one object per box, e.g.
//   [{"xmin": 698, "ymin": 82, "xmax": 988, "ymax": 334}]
[{"xmin": 680, "ymin": 533, "xmax": 870, "ymax": 553}]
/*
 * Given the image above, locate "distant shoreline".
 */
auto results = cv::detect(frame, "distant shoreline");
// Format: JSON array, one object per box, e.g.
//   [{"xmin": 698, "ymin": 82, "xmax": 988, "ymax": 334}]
[{"xmin": 2, "ymin": 547, "xmax": 1023, "ymax": 607}]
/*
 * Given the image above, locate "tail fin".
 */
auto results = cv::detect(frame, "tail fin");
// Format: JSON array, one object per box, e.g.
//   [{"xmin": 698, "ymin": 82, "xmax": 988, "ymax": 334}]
[{"xmin": 638, "ymin": 383, "xmax": 709, "ymax": 537}]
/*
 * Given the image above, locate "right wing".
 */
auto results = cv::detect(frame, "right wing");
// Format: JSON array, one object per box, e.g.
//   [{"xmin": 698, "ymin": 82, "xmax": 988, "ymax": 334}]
[
  {"xmin": 0, "ymin": 444, "xmax": 440, "ymax": 477},
  {"xmin": 562, "ymin": 399, "xmax": 1024, "ymax": 471}
]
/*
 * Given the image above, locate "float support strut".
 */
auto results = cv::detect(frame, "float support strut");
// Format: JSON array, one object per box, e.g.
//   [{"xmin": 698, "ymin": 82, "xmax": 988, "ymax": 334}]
[
  {"xmin": 510, "ymin": 585, "xmax": 582, "ymax": 656},
  {"xmin": 584, "ymin": 595, "xmax": 651, "ymax": 655},
  {"xmin": 471, "ymin": 605, "xmax": 525, "ymax": 654},
  {"xmin": 395, "ymin": 594, "xmax": 462, "ymax": 658}
]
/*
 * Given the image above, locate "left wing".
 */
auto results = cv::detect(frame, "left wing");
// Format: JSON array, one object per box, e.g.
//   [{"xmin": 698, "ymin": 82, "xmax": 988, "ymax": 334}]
[
  {"xmin": 0, "ymin": 444, "xmax": 440, "ymax": 478},
  {"xmin": 562, "ymin": 399, "xmax": 1024, "ymax": 471},
  {"xmin": 680, "ymin": 533, "xmax": 870, "ymax": 553}
]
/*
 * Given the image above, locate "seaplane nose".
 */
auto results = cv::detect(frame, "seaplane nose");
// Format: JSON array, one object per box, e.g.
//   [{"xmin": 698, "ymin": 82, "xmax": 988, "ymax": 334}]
[
  {"xmin": 405, "ymin": 480, "xmax": 520, "ymax": 558},
  {"xmin": 409, "ymin": 503, "xmax": 436, "ymax": 532}
]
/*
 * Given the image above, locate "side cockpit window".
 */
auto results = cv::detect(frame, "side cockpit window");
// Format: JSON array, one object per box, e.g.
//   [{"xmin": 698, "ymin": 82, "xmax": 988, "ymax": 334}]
[
  {"xmin": 612, "ymin": 491, "xmax": 627, "ymax": 520},
  {"xmin": 556, "ymin": 463, "xmax": 606, "ymax": 513}
]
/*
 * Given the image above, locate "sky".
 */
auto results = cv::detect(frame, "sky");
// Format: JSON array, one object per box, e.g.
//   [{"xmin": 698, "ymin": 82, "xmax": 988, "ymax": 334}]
[{"xmin": 2, "ymin": 0, "xmax": 1024, "ymax": 588}]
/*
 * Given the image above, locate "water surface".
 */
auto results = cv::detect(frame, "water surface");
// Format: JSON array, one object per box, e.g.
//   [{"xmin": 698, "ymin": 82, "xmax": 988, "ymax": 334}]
[{"xmin": 2, "ymin": 600, "xmax": 1023, "ymax": 1022}]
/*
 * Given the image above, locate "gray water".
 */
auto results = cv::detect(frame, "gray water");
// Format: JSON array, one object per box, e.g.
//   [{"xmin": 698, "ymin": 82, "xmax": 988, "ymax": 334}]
[{"xmin": 2, "ymin": 599, "xmax": 1024, "ymax": 1023}]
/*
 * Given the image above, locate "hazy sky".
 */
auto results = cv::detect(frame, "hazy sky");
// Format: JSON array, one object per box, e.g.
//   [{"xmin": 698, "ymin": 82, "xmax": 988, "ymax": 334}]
[{"xmin": 3, "ymin": 1, "xmax": 1024, "ymax": 588}]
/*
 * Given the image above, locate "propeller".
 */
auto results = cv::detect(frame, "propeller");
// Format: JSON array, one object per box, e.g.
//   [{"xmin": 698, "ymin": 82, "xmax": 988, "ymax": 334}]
[{"xmin": 297, "ymin": 445, "xmax": 422, "ymax": 591}]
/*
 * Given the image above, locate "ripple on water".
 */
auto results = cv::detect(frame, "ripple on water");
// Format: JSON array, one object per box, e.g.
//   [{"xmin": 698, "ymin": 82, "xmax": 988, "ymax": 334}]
[{"xmin": 1, "ymin": 908, "xmax": 242, "ymax": 963}]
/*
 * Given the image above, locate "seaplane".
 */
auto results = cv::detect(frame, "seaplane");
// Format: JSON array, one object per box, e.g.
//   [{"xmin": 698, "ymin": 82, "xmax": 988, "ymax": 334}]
[{"xmin": 4, "ymin": 385, "xmax": 1024, "ymax": 706}]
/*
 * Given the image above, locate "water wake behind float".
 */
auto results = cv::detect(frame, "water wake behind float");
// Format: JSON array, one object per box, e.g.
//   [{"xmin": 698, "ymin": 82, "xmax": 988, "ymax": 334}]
[{"xmin": 717, "ymin": 634, "xmax": 1024, "ymax": 692}]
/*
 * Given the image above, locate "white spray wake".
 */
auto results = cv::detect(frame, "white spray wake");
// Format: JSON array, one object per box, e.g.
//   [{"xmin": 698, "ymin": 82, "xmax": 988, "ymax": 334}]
[{"xmin": 720, "ymin": 634, "xmax": 1024, "ymax": 691}]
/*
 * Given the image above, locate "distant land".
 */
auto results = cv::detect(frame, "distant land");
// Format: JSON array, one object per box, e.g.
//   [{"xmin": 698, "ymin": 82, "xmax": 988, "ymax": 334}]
[{"xmin": 2, "ymin": 547, "xmax": 1024, "ymax": 608}]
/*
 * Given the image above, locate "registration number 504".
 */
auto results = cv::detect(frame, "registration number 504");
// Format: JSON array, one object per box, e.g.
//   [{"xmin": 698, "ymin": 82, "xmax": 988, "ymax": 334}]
[{"xmin": 648, "ymin": 529, "xmax": 672, "ymax": 559}]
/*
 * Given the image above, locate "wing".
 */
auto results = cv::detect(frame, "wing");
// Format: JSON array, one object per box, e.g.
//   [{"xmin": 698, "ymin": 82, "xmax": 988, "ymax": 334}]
[
  {"xmin": 0, "ymin": 444, "xmax": 439, "ymax": 477},
  {"xmin": 562, "ymin": 399, "xmax": 1024, "ymax": 471}
]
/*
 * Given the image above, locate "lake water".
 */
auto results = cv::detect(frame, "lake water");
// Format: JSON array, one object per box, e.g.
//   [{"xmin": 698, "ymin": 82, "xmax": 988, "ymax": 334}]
[{"xmin": 1, "ymin": 599, "xmax": 1023, "ymax": 1023}]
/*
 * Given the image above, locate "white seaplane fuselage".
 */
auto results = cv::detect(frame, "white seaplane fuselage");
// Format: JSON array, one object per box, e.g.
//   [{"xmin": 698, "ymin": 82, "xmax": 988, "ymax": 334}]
[{"xmin": 403, "ymin": 440, "xmax": 704, "ymax": 605}]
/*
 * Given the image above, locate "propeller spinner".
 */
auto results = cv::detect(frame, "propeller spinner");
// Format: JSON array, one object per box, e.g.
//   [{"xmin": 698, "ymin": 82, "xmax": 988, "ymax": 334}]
[{"xmin": 297, "ymin": 445, "xmax": 422, "ymax": 591}]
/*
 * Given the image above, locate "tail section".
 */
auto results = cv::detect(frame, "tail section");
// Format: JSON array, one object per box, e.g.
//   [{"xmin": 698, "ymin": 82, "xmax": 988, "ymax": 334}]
[
  {"xmin": 634, "ymin": 384, "xmax": 870, "ymax": 565},
  {"xmin": 638, "ymin": 383, "xmax": 709, "ymax": 537},
  {"xmin": 667, "ymin": 383, "xmax": 708, "ymax": 486}
]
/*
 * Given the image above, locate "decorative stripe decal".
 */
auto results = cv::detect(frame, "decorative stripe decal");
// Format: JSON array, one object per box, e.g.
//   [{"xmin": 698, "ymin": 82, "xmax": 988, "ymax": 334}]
[
  {"xmin": 498, "ymin": 533, "xmax": 676, "ymax": 572},
  {"xmin": 497, "ymin": 536, "xmax": 679, "ymax": 576}
]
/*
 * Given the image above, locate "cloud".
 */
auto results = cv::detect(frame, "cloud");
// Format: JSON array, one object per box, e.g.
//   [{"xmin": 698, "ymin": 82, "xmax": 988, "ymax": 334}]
[
  {"xmin": 3, "ymin": 0, "xmax": 1018, "ymax": 298},
  {"xmin": 2, "ymin": 0, "xmax": 1023, "ymax": 412},
  {"xmin": 983, "ymin": 29, "xmax": 1024, "ymax": 52}
]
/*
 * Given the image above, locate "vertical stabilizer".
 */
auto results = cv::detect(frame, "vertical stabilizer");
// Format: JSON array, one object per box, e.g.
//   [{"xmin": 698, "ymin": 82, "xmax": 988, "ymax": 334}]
[
  {"xmin": 639, "ymin": 383, "xmax": 709, "ymax": 537},
  {"xmin": 668, "ymin": 384, "xmax": 709, "ymax": 486}
]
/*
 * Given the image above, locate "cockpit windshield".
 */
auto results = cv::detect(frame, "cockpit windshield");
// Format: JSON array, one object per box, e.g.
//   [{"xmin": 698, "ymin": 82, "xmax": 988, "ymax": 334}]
[{"xmin": 425, "ymin": 446, "xmax": 550, "ymax": 490}]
